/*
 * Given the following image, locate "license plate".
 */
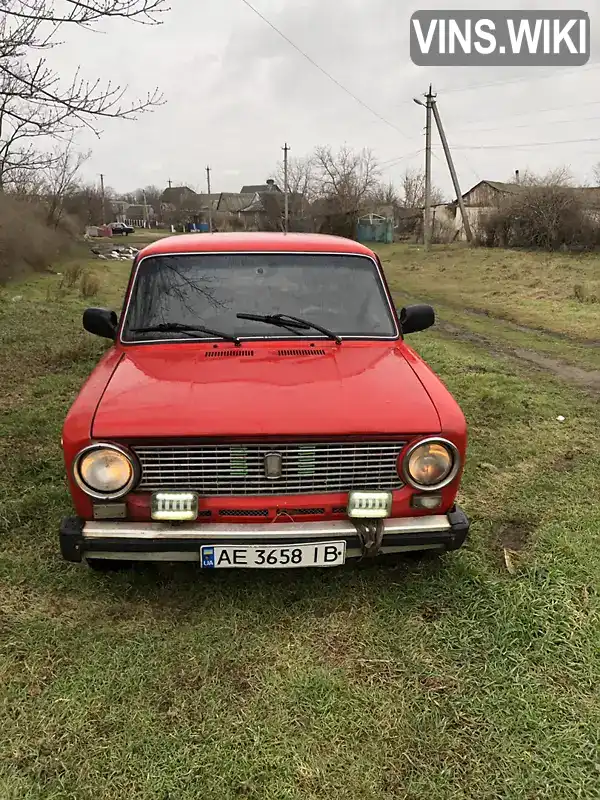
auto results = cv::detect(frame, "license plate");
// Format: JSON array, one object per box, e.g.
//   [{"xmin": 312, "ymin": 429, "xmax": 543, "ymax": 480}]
[{"xmin": 200, "ymin": 541, "xmax": 346, "ymax": 569}]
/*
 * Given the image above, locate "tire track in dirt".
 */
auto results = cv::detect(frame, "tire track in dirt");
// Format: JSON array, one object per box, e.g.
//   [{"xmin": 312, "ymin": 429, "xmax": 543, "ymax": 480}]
[
  {"xmin": 456, "ymin": 305, "xmax": 600, "ymax": 347},
  {"xmin": 400, "ymin": 293, "xmax": 600, "ymax": 348},
  {"xmin": 434, "ymin": 320, "xmax": 600, "ymax": 394}
]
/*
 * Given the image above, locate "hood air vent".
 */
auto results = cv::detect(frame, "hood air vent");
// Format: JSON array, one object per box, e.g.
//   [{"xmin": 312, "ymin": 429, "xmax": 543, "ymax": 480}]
[
  {"xmin": 205, "ymin": 350, "xmax": 254, "ymax": 358},
  {"xmin": 277, "ymin": 348, "xmax": 326, "ymax": 357}
]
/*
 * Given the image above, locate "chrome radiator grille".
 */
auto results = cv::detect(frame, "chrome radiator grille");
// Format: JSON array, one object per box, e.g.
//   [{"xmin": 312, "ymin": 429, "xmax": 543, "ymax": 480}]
[{"xmin": 133, "ymin": 440, "xmax": 406, "ymax": 496}]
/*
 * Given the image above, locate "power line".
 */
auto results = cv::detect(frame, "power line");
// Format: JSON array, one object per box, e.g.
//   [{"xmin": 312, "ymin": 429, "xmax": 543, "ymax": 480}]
[
  {"xmin": 378, "ymin": 144, "xmax": 446, "ymax": 172},
  {"xmin": 379, "ymin": 148, "xmax": 424, "ymax": 168},
  {"xmin": 238, "ymin": 0, "xmax": 411, "ymax": 139},
  {"xmin": 459, "ymin": 150, "xmax": 482, "ymax": 184},
  {"xmin": 447, "ymin": 135, "xmax": 600, "ymax": 150},
  {"xmin": 451, "ymin": 112, "xmax": 600, "ymax": 136},
  {"xmin": 432, "ymin": 150, "xmax": 446, "ymax": 169},
  {"xmin": 396, "ymin": 62, "xmax": 600, "ymax": 106},
  {"xmin": 438, "ymin": 62, "xmax": 600, "ymax": 96},
  {"xmin": 449, "ymin": 98, "xmax": 600, "ymax": 133}
]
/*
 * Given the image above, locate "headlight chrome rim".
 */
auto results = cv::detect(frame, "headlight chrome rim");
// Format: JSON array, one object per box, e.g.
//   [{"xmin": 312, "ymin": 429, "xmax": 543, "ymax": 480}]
[
  {"xmin": 73, "ymin": 442, "xmax": 140, "ymax": 500},
  {"xmin": 401, "ymin": 437, "xmax": 461, "ymax": 492}
]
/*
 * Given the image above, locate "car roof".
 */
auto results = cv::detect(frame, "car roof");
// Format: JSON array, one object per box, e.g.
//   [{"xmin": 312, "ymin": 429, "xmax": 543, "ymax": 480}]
[{"xmin": 138, "ymin": 232, "xmax": 377, "ymax": 258}]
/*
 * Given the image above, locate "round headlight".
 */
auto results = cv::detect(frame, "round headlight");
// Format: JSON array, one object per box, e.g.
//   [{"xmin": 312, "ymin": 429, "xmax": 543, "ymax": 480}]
[
  {"xmin": 403, "ymin": 438, "xmax": 459, "ymax": 491},
  {"xmin": 74, "ymin": 444, "xmax": 137, "ymax": 499}
]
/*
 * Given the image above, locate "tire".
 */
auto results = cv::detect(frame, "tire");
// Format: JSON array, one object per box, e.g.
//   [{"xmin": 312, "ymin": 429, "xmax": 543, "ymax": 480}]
[{"xmin": 86, "ymin": 558, "xmax": 133, "ymax": 572}]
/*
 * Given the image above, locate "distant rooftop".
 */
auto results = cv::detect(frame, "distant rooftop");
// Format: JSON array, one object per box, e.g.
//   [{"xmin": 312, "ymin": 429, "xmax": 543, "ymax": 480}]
[
  {"xmin": 240, "ymin": 180, "xmax": 281, "ymax": 193},
  {"xmin": 161, "ymin": 186, "xmax": 196, "ymax": 203}
]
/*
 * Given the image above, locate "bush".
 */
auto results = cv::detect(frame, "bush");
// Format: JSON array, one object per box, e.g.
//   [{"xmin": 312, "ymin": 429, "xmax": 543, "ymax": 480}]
[
  {"xmin": 572, "ymin": 283, "xmax": 599, "ymax": 304},
  {"xmin": 61, "ymin": 262, "xmax": 84, "ymax": 289},
  {"xmin": 478, "ymin": 186, "xmax": 600, "ymax": 251},
  {"xmin": 316, "ymin": 211, "xmax": 358, "ymax": 239},
  {"xmin": 79, "ymin": 272, "xmax": 100, "ymax": 298},
  {"xmin": 0, "ymin": 194, "xmax": 73, "ymax": 283}
]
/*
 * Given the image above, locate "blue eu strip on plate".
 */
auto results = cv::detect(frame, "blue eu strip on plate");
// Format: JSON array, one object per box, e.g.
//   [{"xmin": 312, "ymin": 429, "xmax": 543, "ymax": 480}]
[{"xmin": 202, "ymin": 547, "xmax": 216, "ymax": 568}]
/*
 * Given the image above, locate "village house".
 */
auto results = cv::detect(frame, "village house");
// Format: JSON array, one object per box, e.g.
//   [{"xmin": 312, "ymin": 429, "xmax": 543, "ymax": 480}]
[
  {"xmin": 159, "ymin": 179, "xmax": 307, "ymax": 231},
  {"xmin": 434, "ymin": 174, "xmax": 600, "ymax": 241}
]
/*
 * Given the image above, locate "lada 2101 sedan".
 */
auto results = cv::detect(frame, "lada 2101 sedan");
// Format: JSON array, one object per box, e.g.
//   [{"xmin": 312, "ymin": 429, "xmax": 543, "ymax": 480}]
[{"xmin": 60, "ymin": 232, "xmax": 469, "ymax": 570}]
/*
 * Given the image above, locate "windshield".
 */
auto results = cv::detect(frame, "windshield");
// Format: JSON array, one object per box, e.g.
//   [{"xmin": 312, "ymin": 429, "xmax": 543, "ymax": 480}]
[{"xmin": 121, "ymin": 252, "xmax": 398, "ymax": 341}]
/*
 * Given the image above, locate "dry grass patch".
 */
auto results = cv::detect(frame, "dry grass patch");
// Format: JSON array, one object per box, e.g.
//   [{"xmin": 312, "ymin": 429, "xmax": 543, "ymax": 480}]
[{"xmin": 378, "ymin": 243, "xmax": 600, "ymax": 342}]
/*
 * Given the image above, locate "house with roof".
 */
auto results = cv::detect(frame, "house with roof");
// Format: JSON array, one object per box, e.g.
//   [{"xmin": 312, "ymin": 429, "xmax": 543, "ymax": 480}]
[
  {"xmin": 431, "ymin": 175, "xmax": 600, "ymax": 241},
  {"xmin": 217, "ymin": 192, "xmax": 257, "ymax": 214},
  {"xmin": 240, "ymin": 179, "xmax": 281, "ymax": 194},
  {"xmin": 215, "ymin": 188, "xmax": 307, "ymax": 231},
  {"xmin": 160, "ymin": 186, "xmax": 197, "ymax": 206},
  {"xmin": 160, "ymin": 186, "xmax": 200, "ymax": 226},
  {"xmin": 122, "ymin": 204, "xmax": 156, "ymax": 226},
  {"xmin": 110, "ymin": 199, "xmax": 130, "ymax": 218},
  {"xmin": 159, "ymin": 178, "xmax": 311, "ymax": 230},
  {"xmin": 426, "ymin": 176, "xmax": 526, "ymax": 241},
  {"xmin": 194, "ymin": 193, "xmax": 220, "ymax": 211},
  {"xmin": 437, "ymin": 179, "xmax": 523, "ymax": 240}
]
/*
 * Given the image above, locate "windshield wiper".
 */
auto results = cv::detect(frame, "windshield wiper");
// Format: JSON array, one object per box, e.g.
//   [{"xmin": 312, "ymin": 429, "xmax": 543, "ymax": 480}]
[
  {"xmin": 132, "ymin": 322, "xmax": 241, "ymax": 346},
  {"xmin": 236, "ymin": 313, "xmax": 342, "ymax": 344}
]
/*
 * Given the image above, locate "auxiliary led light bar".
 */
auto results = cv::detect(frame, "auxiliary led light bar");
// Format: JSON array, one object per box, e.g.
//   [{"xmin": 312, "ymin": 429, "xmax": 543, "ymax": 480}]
[
  {"xmin": 151, "ymin": 492, "xmax": 199, "ymax": 521},
  {"xmin": 347, "ymin": 491, "xmax": 392, "ymax": 519}
]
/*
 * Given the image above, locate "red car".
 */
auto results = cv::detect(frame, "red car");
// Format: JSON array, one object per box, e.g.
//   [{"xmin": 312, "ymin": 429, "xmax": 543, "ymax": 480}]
[{"xmin": 60, "ymin": 232, "xmax": 469, "ymax": 570}]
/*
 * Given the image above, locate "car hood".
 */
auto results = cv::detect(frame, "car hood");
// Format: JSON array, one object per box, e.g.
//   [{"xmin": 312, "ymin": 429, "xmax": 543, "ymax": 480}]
[{"xmin": 91, "ymin": 343, "xmax": 441, "ymax": 438}]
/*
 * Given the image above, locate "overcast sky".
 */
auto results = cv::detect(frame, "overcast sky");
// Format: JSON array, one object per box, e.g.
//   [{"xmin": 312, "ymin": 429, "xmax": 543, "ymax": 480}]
[{"xmin": 51, "ymin": 0, "xmax": 600, "ymax": 200}]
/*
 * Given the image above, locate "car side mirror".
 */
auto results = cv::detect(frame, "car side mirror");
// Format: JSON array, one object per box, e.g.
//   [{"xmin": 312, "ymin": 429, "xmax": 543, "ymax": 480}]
[
  {"xmin": 398, "ymin": 304, "xmax": 435, "ymax": 334},
  {"xmin": 83, "ymin": 307, "xmax": 118, "ymax": 340}
]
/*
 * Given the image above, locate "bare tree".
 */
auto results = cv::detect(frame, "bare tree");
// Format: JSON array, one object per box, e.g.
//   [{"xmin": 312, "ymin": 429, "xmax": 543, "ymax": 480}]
[
  {"xmin": 0, "ymin": 74, "xmax": 61, "ymax": 190},
  {"xmin": 312, "ymin": 145, "xmax": 380, "ymax": 213},
  {"xmin": 134, "ymin": 184, "xmax": 161, "ymax": 203},
  {"xmin": 517, "ymin": 166, "xmax": 574, "ymax": 187},
  {"xmin": 133, "ymin": 184, "xmax": 161, "ymax": 219},
  {"xmin": 3, "ymin": 162, "xmax": 46, "ymax": 195},
  {"xmin": 42, "ymin": 137, "xmax": 90, "ymax": 227},
  {"xmin": 480, "ymin": 166, "xmax": 597, "ymax": 250},
  {"xmin": 274, "ymin": 155, "xmax": 318, "ymax": 201},
  {"xmin": 369, "ymin": 180, "xmax": 400, "ymax": 208},
  {"xmin": 63, "ymin": 182, "xmax": 109, "ymax": 226},
  {"xmin": 400, "ymin": 167, "xmax": 444, "ymax": 208},
  {"xmin": 0, "ymin": 0, "xmax": 166, "ymax": 145}
]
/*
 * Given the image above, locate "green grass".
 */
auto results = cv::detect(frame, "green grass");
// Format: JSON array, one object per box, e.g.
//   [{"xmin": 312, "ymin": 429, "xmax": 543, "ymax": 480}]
[
  {"xmin": 402, "ymin": 295, "xmax": 600, "ymax": 374},
  {"xmin": 378, "ymin": 243, "xmax": 600, "ymax": 342},
  {"xmin": 1, "ymin": 249, "xmax": 600, "ymax": 798}
]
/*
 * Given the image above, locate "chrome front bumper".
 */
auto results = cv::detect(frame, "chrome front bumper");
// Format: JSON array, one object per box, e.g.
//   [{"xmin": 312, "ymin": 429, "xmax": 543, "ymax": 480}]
[{"xmin": 59, "ymin": 507, "xmax": 470, "ymax": 562}]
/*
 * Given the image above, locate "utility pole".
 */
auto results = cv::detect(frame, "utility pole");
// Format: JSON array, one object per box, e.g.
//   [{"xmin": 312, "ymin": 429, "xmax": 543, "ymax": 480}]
[
  {"xmin": 424, "ymin": 85, "xmax": 433, "ymax": 249},
  {"xmin": 431, "ymin": 96, "xmax": 473, "ymax": 243},
  {"xmin": 142, "ymin": 188, "xmax": 149, "ymax": 229},
  {"xmin": 206, "ymin": 166, "xmax": 213, "ymax": 233},
  {"xmin": 413, "ymin": 88, "xmax": 434, "ymax": 248},
  {"xmin": 282, "ymin": 142, "xmax": 290, "ymax": 232},
  {"xmin": 99, "ymin": 173, "xmax": 106, "ymax": 224}
]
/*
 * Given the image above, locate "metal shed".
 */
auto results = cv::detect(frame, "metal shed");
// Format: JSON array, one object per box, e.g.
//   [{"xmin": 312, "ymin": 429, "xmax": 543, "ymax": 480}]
[{"xmin": 356, "ymin": 214, "xmax": 393, "ymax": 244}]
